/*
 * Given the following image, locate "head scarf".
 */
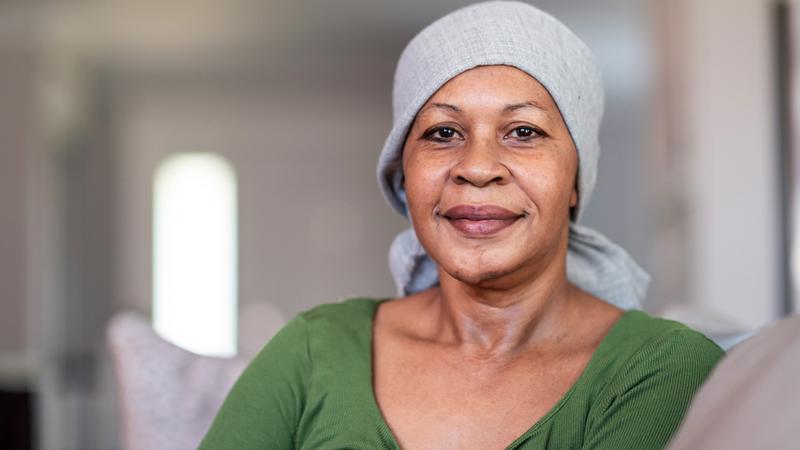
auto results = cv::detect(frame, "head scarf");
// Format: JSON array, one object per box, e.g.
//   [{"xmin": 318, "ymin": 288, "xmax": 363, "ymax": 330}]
[{"xmin": 377, "ymin": 0, "xmax": 649, "ymax": 309}]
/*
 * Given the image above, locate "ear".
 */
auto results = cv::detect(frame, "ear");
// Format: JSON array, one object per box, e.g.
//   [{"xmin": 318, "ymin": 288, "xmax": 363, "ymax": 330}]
[{"xmin": 569, "ymin": 187, "xmax": 578, "ymax": 208}]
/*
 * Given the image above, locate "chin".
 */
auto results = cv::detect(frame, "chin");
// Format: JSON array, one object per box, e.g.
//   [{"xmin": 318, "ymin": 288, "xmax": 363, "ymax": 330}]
[
  {"xmin": 436, "ymin": 249, "xmax": 523, "ymax": 287},
  {"xmin": 446, "ymin": 267, "xmax": 502, "ymax": 285}
]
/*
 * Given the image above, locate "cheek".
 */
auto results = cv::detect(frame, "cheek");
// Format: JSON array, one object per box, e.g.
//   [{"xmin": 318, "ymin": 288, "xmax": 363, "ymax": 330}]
[
  {"xmin": 403, "ymin": 154, "xmax": 451, "ymax": 211},
  {"xmin": 514, "ymin": 153, "xmax": 577, "ymax": 215}
]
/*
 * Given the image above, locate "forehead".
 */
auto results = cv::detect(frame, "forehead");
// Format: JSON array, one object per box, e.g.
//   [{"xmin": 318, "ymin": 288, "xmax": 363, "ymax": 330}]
[{"xmin": 422, "ymin": 65, "xmax": 557, "ymax": 112}]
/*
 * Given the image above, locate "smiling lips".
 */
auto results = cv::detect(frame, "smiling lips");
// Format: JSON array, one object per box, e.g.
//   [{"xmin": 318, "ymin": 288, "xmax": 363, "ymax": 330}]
[{"xmin": 442, "ymin": 205, "xmax": 524, "ymax": 237}]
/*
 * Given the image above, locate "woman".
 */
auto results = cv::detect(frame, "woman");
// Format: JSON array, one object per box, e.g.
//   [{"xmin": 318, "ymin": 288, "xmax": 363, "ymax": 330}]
[{"xmin": 200, "ymin": 2, "xmax": 723, "ymax": 449}]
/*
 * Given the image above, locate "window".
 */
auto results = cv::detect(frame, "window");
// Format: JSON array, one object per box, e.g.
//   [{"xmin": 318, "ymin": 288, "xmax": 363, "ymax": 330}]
[{"xmin": 152, "ymin": 153, "xmax": 238, "ymax": 357}]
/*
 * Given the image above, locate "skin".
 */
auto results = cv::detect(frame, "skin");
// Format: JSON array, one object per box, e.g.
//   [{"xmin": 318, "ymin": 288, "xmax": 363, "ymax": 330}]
[{"xmin": 372, "ymin": 65, "xmax": 624, "ymax": 449}]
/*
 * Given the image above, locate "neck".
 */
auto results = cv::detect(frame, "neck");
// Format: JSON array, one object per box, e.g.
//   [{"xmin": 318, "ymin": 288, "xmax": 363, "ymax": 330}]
[{"xmin": 431, "ymin": 246, "xmax": 577, "ymax": 361}]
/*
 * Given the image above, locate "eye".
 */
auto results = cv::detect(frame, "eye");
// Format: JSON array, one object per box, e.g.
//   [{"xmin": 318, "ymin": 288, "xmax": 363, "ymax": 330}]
[
  {"xmin": 505, "ymin": 125, "xmax": 545, "ymax": 141},
  {"xmin": 422, "ymin": 126, "xmax": 462, "ymax": 142}
]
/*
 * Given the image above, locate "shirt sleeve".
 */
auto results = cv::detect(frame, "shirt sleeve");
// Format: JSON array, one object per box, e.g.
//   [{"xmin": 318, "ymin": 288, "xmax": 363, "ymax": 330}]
[
  {"xmin": 582, "ymin": 329, "xmax": 725, "ymax": 450},
  {"xmin": 198, "ymin": 315, "xmax": 311, "ymax": 450}
]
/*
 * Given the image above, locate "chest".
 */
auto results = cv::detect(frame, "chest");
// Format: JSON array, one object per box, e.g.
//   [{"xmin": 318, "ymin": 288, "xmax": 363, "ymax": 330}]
[{"xmin": 372, "ymin": 341, "xmax": 590, "ymax": 450}]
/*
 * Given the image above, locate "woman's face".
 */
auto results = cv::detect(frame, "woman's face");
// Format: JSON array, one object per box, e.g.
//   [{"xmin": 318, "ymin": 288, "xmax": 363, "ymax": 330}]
[{"xmin": 402, "ymin": 65, "xmax": 578, "ymax": 287}]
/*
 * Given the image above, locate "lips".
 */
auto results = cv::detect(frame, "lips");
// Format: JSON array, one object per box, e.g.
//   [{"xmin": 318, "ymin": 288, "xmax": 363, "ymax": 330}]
[{"xmin": 441, "ymin": 204, "xmax": 524, "ymax": 236}]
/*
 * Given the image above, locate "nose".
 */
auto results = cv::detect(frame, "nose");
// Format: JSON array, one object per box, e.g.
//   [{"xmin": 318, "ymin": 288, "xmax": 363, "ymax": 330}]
[{"xmin": 450, "ymin": 138, "xmax": 511, "ymax": 187}]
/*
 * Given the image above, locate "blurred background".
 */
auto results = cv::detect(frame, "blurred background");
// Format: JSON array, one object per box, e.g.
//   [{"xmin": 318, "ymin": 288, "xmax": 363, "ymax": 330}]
[{"xmin": 1, "ymin": 0, "xmax": 798, "ymax": 448}]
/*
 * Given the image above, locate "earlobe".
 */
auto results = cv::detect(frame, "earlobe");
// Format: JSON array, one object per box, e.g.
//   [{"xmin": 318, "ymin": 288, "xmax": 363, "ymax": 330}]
[{"xmin": 569, "ymin": 188, "xmax": 578, "ymax": 207}]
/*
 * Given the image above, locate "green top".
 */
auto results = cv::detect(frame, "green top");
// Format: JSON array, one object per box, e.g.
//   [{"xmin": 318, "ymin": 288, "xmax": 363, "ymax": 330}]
[{"xmin": 200, "ymin": 298, "xmax": 724, "ymax": 449}]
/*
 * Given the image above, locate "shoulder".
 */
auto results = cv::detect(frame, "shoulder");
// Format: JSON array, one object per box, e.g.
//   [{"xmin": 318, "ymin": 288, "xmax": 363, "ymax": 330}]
[
  {"xmin": 201, "ymin": 299, "xmax": 383, "ymax": 448},
  {"xmin": 299, "ymin": 297, "xmax": 386, "ymax": 337},
  {"xmin": 612, "ymin": 310, "xmax": 724, "ymax": 362},
  {"xmin": 283, "ymin": 297, "xmax": 387, "ymax": 361},
  {"xmin": 244, "ymin": 297, "xmax": 384, "ymax": 371},
  {"xmin": 601, "ymin": 310, "xmax": 724, "ymax": 377},
  {"xmin": 301, "ymin": 296, "xmax": 385, "ymax": 322},
  {"xmin": 591, "ymin": 309, "xmax": 725, "ymax": 406},
  {"xmin": 578, "ymin": 311, "xmax": 725, "ymax": 448}
]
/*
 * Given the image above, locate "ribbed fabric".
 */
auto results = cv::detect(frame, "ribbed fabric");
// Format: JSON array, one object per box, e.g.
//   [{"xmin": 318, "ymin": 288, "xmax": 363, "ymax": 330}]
[{"xmin": 199, "ymin": 298, "xmax": 724, "ymax": 450}]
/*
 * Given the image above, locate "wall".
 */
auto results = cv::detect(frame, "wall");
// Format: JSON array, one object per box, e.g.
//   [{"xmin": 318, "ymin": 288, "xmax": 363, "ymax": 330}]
[
  {"xmin": 110, "ymin": 60, "xmax": 408, "ymax": 320},
  {"xmin": 675, "ymin": 0, "xmax": 783, "ymax": 329},
  {"xmin": 0, "ymin": 51, "xmax": 32, "ymax": 370}
]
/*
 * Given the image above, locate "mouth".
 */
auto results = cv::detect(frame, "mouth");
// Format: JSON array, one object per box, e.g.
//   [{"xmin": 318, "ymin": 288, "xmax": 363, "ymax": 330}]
[{"xmin": 440, "ymin": 204, "xmax": 525, "ymax": 237}]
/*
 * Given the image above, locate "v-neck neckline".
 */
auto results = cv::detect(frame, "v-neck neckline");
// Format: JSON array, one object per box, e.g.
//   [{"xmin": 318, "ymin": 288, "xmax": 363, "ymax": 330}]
[{"xmin": 364, "ymin": 298, "xmax": 634, "ymax": 449}]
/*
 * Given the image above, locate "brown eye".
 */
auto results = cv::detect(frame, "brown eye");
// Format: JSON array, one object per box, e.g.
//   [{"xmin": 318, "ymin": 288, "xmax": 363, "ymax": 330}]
[
  {"xmin": 515, "ymin": 127, "xmax": 534, "ymax": 137},
  {"xmin": 437, "ymin": 127, "xmax": 456, "ymax": 138},
  {"xmin": 506, "ymin": 125, "xmax": 545, "ymax": 141},
  {"xmin": 423, "ymin": 126, "xmax": 461, "ymax": 142}
]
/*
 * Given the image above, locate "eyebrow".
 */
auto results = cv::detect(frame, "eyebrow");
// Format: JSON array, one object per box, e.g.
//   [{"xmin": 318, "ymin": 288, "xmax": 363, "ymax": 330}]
[
  {"xmin": 423, "ymin": 102, "xmax": 462, "ymax": 113},
  {"xmin": 503, "ymin": 101, "xmax": 547, "ymax": 113}
]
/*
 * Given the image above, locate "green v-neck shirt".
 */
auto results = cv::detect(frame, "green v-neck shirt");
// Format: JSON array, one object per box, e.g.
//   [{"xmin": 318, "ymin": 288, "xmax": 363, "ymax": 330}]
[{"xmin": 199, "ymin": 298, "xmax": 724, "ymax": 449}]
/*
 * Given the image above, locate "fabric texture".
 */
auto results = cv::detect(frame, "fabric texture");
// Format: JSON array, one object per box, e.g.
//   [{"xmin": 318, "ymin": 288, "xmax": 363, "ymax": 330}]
[
  {"xmin": 667, "ymin": 314, "xmax": 800, "ymax": 450},
  {"xmin": 199, "ymin": 298, "xmax": 724, "ymax": 450},
  {"xmin": 377, "ymin": 0, "xmax": 649, "ymax": 308},
  {"xmin": 107, "ymin": 312, "xmax": 248, "ymax": 450}
]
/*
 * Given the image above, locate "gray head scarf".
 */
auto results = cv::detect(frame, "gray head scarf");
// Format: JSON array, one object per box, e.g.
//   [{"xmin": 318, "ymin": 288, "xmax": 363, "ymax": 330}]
[{"xmin": 377, "ymin": 0, "xmax": 649, "ymax": 309}]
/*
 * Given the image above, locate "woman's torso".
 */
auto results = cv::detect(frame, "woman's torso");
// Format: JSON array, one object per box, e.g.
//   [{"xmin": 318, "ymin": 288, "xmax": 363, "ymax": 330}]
[{"xmin": 199, "ymin": 297, "xmax": 724, "ymax": 450}]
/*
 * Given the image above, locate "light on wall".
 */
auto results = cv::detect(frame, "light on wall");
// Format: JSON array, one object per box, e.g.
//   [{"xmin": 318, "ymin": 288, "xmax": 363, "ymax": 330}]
[{"xmin": 152, "ymin": 153, "xmax": 238, "ymax": 357}]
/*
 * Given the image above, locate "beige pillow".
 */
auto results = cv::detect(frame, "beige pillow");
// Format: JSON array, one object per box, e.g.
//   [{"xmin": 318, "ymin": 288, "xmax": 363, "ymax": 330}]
[{"xmin": 668, "ymin": 314, "xmax": 800, "ymax": 450}]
